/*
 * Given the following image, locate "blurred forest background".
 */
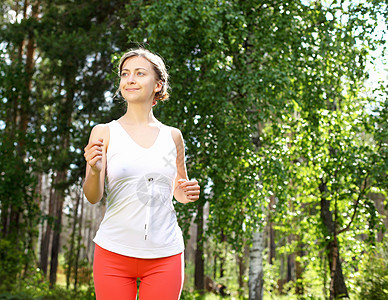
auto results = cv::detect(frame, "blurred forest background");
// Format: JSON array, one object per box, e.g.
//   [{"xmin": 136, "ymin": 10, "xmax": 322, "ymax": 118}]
[{"xmin": 0, "ymin": 0, "xmax": 387, "ymax": 299}]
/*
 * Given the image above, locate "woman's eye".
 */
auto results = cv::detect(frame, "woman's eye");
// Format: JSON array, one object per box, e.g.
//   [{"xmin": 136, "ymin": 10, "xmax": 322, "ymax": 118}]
[
  {"xmin": 121, "ymin": 73, "xmax": 128, "ymax": 77},
  {"xmin": 137, "ymin": 72, "xmax": 144, "ymax": 76}
]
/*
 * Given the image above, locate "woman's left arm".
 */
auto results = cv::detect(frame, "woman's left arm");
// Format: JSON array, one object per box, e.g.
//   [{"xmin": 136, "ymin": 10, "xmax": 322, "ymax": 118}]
[{"xmin": 171, "ymin": 127, "xmax": 200, "ymax": 203}]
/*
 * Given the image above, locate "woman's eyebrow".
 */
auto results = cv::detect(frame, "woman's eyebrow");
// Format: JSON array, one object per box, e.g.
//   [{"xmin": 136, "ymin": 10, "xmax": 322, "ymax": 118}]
[{"xmin": 122, "ymin": 67, "xmax": 149, "ymax": 72}]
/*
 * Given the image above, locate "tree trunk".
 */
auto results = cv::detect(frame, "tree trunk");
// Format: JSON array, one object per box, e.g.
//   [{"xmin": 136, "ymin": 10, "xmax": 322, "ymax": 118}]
[
  {"xmin": 278, "ymin": 253, "xmax": 286, "ymax": 294},
  {"xmin": 322, "ymin": 251, "xmax": 328, "ymax": 297},
  {"xmin": 49, "ymin": 171, "xmax": 66, "ymax": 287},
  {"xmin": 319, "ymin": 180, "xmax": 349, "ymax": 299},
  {"xmin": 194, "ymin": 203, "xmax": 204, "ymax": 293},
  {"xmin": 237, "ymin": 244, "xmax": 249, "ymax": 298},
  {"xmin": 220, "ymin": 253, "xmax": 225, "ymax": 279},
  {"xmin": 0, "ymin": 204, "xmax": 9, "ymax": 238},
  {"xmin": 66, "ymin": 188, "xmax": 81, "ymax": 289},
  {"xmin": 219, "ymin": 231, "xmax": 226, "ymax": 278},
  {"xmin": 237, "ymin": 254, "xmax": 244, "ymax": 295},
  {"xmin": 213, "ymin": 253, "xmax": 217, "ymax": 279},
  {"xmin": 268, "ymin": 195, "xmax": 276, "ymax": 264},
  {"xmin": 287, "ymin": 252, "xmax": 294, "ymax": 283},
  {"xmin": 286, "ymin": 234, "xmax": 295, "ymax": 284},
  {"xmin": 295, "ymin": 244, "xmax": 305, "ymax": 295},
  {"xmin": 19, "ymin": 0, "xmax": 39, "ymax": 150},
  {"xmin": 40, "ymin": 183, "xmax": 55, "ymax": 276},
  {"xmin": 49, "ymin": 71, "xmax": 74, "ymax": 287},
  {"xmin": 249, "ymin": 229, "xmax": 265, "ymax": 300},
  {"xmin": 23, "ymin": 173, "xmax": 43, "ymax": 278},
  {"xmin": 74, "ymin": 190, "xmax": 84, "ymax": 291}
]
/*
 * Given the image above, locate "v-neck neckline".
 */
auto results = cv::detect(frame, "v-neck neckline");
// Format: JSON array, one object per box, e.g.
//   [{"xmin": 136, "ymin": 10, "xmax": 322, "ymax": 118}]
[{"xmin": 115, "ymin": 120, "xmax": 162, "ymax": 150}]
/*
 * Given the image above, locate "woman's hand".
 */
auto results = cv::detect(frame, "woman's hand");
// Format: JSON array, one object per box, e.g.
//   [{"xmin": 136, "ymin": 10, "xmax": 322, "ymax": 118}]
[
  {"xmin": 84, "ymin": 138, "xmax": 104, "ymax": 173},
  {"xmin": 177, "ymin": 179, "xmax": 200, "ymax": 202}
]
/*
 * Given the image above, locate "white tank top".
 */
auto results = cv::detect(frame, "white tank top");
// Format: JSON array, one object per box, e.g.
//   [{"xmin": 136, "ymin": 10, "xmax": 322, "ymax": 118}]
[{"xmin": 93, "ymin": 120, "xmax": 184, "ymax": 258}]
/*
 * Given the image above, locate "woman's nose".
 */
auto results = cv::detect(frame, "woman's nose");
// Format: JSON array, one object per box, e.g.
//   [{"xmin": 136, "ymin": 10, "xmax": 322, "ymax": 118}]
[{"xmin": 126, "ymin": 74, "xmax": 136, "ymax": 83}]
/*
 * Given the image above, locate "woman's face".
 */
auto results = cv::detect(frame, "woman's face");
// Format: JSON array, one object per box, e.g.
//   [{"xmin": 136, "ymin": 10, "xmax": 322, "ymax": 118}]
[{"xmin": 119, "ymin": 56, "xmax": 161, "ymax": 104}]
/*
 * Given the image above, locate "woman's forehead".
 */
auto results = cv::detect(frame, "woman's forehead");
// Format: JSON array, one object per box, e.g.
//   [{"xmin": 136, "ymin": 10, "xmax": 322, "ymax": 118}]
[{"xmin": 122, "ymin": 56, "xmax": 153, "ymax": 71}]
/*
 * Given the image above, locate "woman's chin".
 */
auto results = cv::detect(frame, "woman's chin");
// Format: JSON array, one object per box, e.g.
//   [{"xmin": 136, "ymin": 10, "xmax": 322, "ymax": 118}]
[{"xmin": 124, "ymin": 99, "xmax": 153, "ymax": 106}]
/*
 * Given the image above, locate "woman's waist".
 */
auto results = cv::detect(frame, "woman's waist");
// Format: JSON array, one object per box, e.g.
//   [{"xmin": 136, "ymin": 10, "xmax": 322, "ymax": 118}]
[{"xmin": 97, "ymin": 207, "xmax": 181, "ymax": 247}]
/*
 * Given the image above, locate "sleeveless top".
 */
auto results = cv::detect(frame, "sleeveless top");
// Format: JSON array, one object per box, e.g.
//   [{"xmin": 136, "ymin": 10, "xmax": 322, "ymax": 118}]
[{"xmin": 93, "ymin": 120, "xmax": 184, "ymax": 258}]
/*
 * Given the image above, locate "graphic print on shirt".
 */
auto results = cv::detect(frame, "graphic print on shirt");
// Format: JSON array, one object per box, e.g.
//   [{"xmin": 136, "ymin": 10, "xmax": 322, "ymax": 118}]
[
  {"xmin": 136, "ymin": 172, "xmax": 176, "ymax": 241},
  {"xmin": 136, "ymin": 172, "xmax": 174, "ymax": 208}
]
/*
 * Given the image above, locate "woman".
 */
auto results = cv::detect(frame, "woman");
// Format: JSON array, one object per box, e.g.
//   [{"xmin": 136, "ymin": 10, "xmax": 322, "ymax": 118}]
[{"xmin": 83, "ymin": 48, "xmax": 200, "ymax": 300}]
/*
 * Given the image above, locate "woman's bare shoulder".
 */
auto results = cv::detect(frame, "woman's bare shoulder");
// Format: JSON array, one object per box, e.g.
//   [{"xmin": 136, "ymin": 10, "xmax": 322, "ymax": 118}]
[
  {"xmin": 167, "ymin": 126, "xmax": 183, "ymax": 142},
  {"xmin": 90, "ymin": 123, "xmax": 110, "ymax": 134},
  {"xmin": 89, "ymin": 122, "xmax": 111, "ymax": 146}
]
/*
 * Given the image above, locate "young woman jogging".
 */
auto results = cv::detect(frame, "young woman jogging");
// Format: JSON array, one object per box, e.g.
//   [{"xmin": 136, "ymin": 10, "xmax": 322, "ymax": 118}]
[{"xmin": 83, "ymin": 48, "xmax": 200, "ymax": 300}]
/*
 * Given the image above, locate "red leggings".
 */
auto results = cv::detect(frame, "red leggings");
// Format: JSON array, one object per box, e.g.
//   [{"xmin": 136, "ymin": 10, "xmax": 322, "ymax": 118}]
[{"xmin": 93, "ymin": 244, "xmax": 184, "ymax": 300}]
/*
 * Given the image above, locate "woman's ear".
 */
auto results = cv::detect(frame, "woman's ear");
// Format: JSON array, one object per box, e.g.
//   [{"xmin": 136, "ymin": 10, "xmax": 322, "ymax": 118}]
[{"xmin": 154, "ymin": 81, "xmax": 163, "ymax": 93}]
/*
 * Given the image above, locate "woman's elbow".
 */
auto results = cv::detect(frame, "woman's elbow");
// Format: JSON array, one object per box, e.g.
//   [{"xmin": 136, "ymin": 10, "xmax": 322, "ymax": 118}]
[{"xmin": 82, "ymin": 183, "xmax": 102, "ymax": 204}]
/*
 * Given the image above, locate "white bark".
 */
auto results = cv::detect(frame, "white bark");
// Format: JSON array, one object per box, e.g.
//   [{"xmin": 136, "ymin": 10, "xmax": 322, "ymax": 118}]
[{"xmin": 249, "ymin": 229, "xmax": 265, "ymax": 300}]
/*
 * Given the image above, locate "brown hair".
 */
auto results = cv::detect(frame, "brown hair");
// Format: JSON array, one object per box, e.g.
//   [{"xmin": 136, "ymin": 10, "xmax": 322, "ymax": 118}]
[{"xmin": 118, "ymin": 48, "xmax": 170, "ymax": 103}]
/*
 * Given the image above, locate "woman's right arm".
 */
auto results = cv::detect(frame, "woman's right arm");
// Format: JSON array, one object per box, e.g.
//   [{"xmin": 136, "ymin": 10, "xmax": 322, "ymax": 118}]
[{"xmin": 82, "ymin": 124, "xmax": 109, "ymax": 204}]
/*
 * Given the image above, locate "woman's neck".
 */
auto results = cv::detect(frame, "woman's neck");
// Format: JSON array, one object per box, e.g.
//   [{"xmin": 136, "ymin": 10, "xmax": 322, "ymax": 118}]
[{"xmin": 120, "ymin": 103, "xmax": 157, "ymax": 126}]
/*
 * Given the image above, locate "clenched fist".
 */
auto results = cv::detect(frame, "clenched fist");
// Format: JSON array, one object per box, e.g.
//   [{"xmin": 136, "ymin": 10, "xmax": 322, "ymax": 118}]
[
  {"xmin": 177, "ymin": 179, "xmax": 200, "ymax": 202},
  {"xmin": 84, "ymin": 138, "xmax": 104, "ymax": 173}
]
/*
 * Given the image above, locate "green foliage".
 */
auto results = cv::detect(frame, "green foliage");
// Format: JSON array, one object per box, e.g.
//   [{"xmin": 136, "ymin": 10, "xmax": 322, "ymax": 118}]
[
  {"xmin": 0, "ymin": 268, "xmax": 95, "ymax": 300},
  {"xmin": 355, "ymin": 241, "xmax": 388, "ymax": 300},
  {"xmin": 180, "ymin": 290, "xmax": 204, "ymax": 300},
  {"xmin": 0, "ymin": 287, "xmax": 95, "ymax": 300},
  {"xmin": 0, "ymin": 240, "xmax": 23, "ymax": 292}
]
